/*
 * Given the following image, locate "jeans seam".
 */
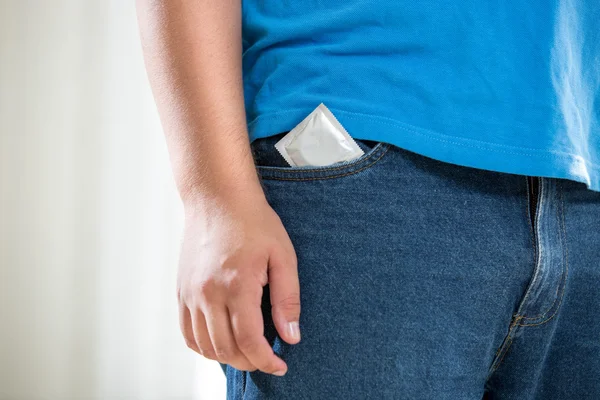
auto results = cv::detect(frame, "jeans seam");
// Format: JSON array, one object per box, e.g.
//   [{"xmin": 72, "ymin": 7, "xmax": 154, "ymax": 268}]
[
  {"xmin": 515, "ymin": 178, "xmax": 565, "ymax": 322},
  {"xmin": 514, "ymin": 178, "xmax": 546, "ymax": 319},
  {"xmin": 258, "ymin": 143, "xmax": 391, "ymax": 181},
  {"xmin": 525, "ymin": 176, "xmax": 538, "ymax": 284},
  {"xmin": 516, "ymin": 181, "xmax": 569, "ymax": 327},
  {"xmin": 489, "ymin": 336, "xmax": 514, "ymax": 375},
  {"xmin": 486, "ymin": 315, "xmax": 522, "ymax": 379}
]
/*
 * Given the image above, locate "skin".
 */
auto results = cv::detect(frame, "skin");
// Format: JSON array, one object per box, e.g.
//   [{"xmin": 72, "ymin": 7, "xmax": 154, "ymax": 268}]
[{"xmin": 135, "ymin": 0, "xmax": 301, "ymax": 376}]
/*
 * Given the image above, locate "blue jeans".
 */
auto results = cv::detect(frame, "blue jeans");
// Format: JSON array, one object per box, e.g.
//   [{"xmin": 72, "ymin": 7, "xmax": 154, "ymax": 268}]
[{"xmin": 220, "ymin": 134, "xmax": 600, "ymax": 399}]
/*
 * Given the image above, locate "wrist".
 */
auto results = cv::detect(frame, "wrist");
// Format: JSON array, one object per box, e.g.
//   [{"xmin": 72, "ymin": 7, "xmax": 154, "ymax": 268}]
[{"xmin": 180, "ymin": 176, "xmax": 268, "ymax": 216}]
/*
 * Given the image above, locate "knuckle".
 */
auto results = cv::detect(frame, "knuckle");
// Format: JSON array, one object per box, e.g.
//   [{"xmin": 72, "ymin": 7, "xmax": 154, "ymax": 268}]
[
  {"xmin": 274, "ymin": 293, "xmax": 301, "ymax": 312},
  {"xmin": 178, "ymin": 287, "xmax": 193, "ymax": 304},
  {"xmin": 224, "ymin": 273, "xmax": 250, "ymax": 297},
  {"xmin": 224, "ymin": 277, "xmax": 241, "ymax": 296},
  {"xmin": 236, "ymin": 335, "xmax": 261, "ymax": 354},
  {"xmin": 184, "ymin": 338, "xmax": 198, "ymax": 351},
  {"xmin": 214, "ymin": 346, "xmax": 237, "ymax": 361},
  {"xmin": 231, "ymin": 361, "xmax": 256, "ymax": 372},
  {"xmin": 249, "ymin": 353, "xmax": 277, "ymax": 372},
  {"xmin": 263, "ymin": 361, "xmax": 282, "ymax": 375},
  {"xmin": 200, "ymin": 348, "xmax": 217, "ymax": 360},
  {"xmin": 194, "ymin": 337, "xmax": 211, "ymax": 352},
  {"xmin": 196, "ymin": 279, "xmax": 217, "ymax": 302}
]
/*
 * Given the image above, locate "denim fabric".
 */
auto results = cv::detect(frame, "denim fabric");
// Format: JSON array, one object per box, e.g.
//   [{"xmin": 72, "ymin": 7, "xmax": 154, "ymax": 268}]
[{"xmin": 219, "ymin": 134, "xmax": 600, "ymax": 399}]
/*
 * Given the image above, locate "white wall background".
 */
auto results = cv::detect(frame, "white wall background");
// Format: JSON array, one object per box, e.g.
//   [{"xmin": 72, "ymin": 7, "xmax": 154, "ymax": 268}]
[{"xmin": 0, "ymin": 1, "xmax": 225, "ymax": 399}]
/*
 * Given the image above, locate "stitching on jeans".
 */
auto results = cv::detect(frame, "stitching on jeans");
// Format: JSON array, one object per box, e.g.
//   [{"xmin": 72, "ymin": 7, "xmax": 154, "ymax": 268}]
[
  {"xmin": 517, "ymin": 182, "xmax": 567, "ymax": 324},
  {"xmin": 486, "ymin": 313, "xmax": 522, "ymax": 379},
  {"xmin": 518, "ymin": 179, "xmax": 567, "ymax": 322},
  {"xmin": 513, "ymin": 178, "xmax": 546, "ymax": 319},
  {"xmin": 487, "ymin": 314, "xmax": 523, "ymax": 378},
  {"xmin": 525, "ymin": 177, "xmax": 538, "ymax": 283},
  {"xmin": 257, "ymin": 142, "xmax": 387, "ymax": 174},
  {"xmin": 489, "ymin": 336, "xmax": 514, "ymax": 375},
  {"xmin": 260, "ymin": 144, "xmax": 390, "ymax": 181},
  {"xmin": 517, "ymin": 182, "xmax": 569, "ymax": 327},
  {"xmin": 486, "ymin": 314, "xmax": 523, "ymax": 380}
]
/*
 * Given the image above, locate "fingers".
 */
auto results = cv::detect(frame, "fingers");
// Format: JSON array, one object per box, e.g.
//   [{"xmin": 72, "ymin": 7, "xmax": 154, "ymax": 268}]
[
  {"xmin": 181, "ymin": 302, "xmax": 257, "ymax": 372},
  {"xmin": 228, "ymin": 289, "xmax": 288, "ymax": 376},
  {"xmin": 268, "ymin": 244, "xmax": 301, "ymax": 345},
  {"xmin": 178, "ymin": 235, "xmax": 300, "ymax": 376},
  {"xmin": 203, "ymin": 305, "xmax": 256, "ymax": 371},
  {"xmin": 189, "ymin": 309, "xmax": 215, "ymax": 358},
  {"xmin": 179, "ymin": 304, "xmax": 200, "ymax": 353}
]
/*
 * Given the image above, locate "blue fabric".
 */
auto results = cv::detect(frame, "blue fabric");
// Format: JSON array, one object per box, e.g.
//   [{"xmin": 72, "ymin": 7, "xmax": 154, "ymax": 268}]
[
  {"xmin": 220, "ymin": 135, "xmax": 600, "ymax": 399},
  {"xmin": 241, "ymin": 0, "xmax": 600, "ymax": 192}
]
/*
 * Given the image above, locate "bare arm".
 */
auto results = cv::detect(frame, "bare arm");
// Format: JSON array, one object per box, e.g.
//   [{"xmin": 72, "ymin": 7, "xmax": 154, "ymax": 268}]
[
  {"xmin": 136, "ymin": 0, "xmax": 262, "ymax": 205},
  {"xmin": 136, "ymin": 0, "xmax": 301, "ymax": 376}
]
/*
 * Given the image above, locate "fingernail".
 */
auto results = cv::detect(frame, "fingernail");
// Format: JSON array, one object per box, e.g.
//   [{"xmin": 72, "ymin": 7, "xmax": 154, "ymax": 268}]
[
  {"xmin": 287, "ymin": 321, "xmax": 301, "ymax": 342},
  {"xmin": 273, "ymin": 369, "xmax": 287, "ymax": 376}
]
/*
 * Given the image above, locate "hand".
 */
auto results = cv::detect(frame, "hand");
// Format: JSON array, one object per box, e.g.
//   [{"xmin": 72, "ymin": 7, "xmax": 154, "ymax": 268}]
[{"xmin": 177, "ymin": 195, "xmax": 301, "ymax": 376}]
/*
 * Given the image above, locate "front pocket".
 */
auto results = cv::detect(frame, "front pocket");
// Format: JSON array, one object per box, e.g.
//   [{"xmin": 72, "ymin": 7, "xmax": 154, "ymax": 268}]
[{"xmin": 250, "ymin": 132, "xmax": 391, "ymax": 181}]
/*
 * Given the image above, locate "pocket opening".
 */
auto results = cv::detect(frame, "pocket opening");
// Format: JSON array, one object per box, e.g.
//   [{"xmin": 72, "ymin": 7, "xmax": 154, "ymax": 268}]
[{"xmin": 251, "ymin": 135, "xmax": 392, "ymax": 181}]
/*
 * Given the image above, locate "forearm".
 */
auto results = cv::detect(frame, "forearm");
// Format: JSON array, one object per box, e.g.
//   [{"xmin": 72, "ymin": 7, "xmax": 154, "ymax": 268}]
[{"xmin": 136, "ymin": 0, "xmax": 265, "ymax": 210}]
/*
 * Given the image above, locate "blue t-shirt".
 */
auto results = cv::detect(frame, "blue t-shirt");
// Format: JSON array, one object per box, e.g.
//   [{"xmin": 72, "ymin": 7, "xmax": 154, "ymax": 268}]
[{"xmin": 242, "ymin": 1, "xmax": 600, "ymax": 192}]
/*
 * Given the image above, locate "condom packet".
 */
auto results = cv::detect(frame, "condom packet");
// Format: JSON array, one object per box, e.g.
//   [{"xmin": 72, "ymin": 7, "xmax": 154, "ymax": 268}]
[{"xmin": 274, "ymin": 103, "xmax": 364, "ymax": 167}]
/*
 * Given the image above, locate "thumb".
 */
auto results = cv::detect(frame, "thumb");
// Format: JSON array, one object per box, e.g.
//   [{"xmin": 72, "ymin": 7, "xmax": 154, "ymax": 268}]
[{"xmin": 268, "ymin": 243, "xmax": 301, "ymax": 345}]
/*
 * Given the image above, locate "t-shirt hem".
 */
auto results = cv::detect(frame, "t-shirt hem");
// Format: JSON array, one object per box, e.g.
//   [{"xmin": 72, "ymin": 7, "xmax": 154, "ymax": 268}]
[{"xmin": 247, "ymin": 108, "xmax": 600, "ymax": 193}]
